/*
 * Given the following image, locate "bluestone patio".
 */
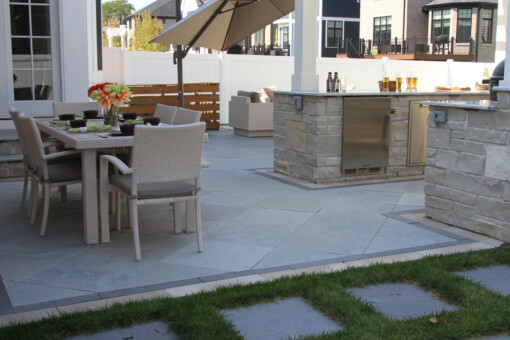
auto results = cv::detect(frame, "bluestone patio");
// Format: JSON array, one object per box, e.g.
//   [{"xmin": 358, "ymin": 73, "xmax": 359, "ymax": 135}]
[{"xmin": 0, "ymin": 128, "xmax": 501, "ymax": 321}]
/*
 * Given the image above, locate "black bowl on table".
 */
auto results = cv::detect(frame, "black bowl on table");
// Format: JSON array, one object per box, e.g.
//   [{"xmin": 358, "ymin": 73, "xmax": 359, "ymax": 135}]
[
  {"xmin": 83, "ymin": 110, "xmax": 99, "ymax": 119},
  {"xmin": 59, "ymin": 114, "xmax": 75, "ymax": 121},
  {"xmin": 143, "ymin": 117, "xmax": 160, "ymax": 126},
  {"xmin": 120, "ymin": 124, "xmax": 136, "ymax": 135},
  {"xmin": 69, "ymin": 119, "xmax": 87, "ymax": 128},
  {"xmin": 122, "ymin": 112, "xmax": 138, "ymax": 120}
]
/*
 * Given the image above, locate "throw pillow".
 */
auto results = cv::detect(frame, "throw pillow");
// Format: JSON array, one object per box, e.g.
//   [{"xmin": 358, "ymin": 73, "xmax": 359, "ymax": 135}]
[
  {"xmin": 262, "ymin": 85, "xmax": 278, "ymax": 102},
  {"xmin": 250, "ymin": 92, "xmax": 262, "ymax": 103}
]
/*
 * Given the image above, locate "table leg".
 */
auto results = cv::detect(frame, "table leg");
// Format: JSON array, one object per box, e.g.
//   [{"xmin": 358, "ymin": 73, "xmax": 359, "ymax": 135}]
[{"xmin": 82, "ymin": 149, "xmax": 99, "ymax": 244}]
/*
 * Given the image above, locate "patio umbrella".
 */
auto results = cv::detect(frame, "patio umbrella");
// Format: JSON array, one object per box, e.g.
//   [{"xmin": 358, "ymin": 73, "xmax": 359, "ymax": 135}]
[{"xmin": 151, "ymin": 0, "xmax": 294, "ymax": 52}]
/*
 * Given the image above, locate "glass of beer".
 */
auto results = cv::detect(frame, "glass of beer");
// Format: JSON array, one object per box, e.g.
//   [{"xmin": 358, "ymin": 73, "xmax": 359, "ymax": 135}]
[
  {"xmin": 411, "ymin": 72, "xmax": 418, "ymax": 92},
  {"xmin": 396, "ymin": 72, "xmax": 403, "ymax": 92},
  {"xmin": 382, "ymin": 71, "xmax": 390, "ymax": 92},
  {"xmin": 406, "ymin": 71, "xmax": 413, "ymax": 92}
]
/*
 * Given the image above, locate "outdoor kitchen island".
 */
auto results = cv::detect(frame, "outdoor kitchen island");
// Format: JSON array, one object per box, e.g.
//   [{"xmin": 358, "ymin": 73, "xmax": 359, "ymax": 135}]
[{"xmin": 273, "ymin": 90, "xmax": 488, "ymax": 184}]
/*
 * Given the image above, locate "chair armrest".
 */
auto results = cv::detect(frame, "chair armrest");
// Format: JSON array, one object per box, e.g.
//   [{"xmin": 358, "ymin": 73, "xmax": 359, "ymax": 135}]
[
  {"xmin": 100, "ymin": 154, "xmax": 133, "ymax": 174},
  {"xmin": 230, "ymin": 96, "xmax": 251, "ymax": 104},
  {"xmin": 42, "ymin": 149, "xmax": 81, "ymax": 160}
]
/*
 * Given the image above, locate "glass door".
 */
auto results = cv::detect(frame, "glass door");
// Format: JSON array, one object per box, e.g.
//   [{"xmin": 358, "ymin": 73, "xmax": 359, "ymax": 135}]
[{"xmin": 7, "ymin": 0, "xmax": 60, "ymax": 116}]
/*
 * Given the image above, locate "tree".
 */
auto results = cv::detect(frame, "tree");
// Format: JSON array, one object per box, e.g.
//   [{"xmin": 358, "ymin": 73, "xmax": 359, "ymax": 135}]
[
  {"xmin": 102, "ymin": 0, "xmax": 133, "ymax": 26},
  {"xmin": 130, "ymin": 11, "xmax": 169, "ymax": 52}
]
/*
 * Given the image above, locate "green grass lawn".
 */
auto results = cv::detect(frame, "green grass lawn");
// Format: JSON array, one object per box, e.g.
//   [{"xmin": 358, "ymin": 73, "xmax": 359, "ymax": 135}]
[{"xmin": 1, "ymin": 247, "xmax": 509, "ymax": 340}]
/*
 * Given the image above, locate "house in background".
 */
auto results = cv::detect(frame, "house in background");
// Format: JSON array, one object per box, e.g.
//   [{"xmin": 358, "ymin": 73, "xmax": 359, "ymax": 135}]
[
  {"xmin": 0, "ymin": 0, "xmax": 101, "ymax": 118},
  {"xmin": 358, "ymin": 0, "xmax": 499, "ymax": 62},
  {"xmin": 124, "ymin": 0, "xmax": 209, "ymax": 51},
  {"xmin": 243, "ymin": 0, "xmax": 360, "ymax": 58}
]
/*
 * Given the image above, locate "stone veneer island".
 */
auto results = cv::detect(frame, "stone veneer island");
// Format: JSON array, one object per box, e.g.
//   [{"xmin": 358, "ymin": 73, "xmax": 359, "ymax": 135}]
[
  {"xmin": 273, "ymin": 91, "xmax": 488, "ymax": 184},
  {"xmin": 423, "ymin": 92, "xmax": 510, "ymax": 243}
]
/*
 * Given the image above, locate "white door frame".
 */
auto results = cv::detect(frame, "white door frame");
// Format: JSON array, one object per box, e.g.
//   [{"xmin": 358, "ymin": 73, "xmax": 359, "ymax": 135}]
[{"xmin": 3, "ymin": 0, "xmax": 61, "ymax": 117}]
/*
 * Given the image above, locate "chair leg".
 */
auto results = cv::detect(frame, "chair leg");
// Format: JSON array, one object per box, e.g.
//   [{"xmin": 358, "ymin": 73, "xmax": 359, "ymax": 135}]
[
  {"xmin": 173, "ymin": 202, "xmax": 182, "ymax": 233},
  {"xmin": 20, "ymin": 168, "xmax": 29, "ymax": 208},
  {"xmin": 195, "ymin": 197, "xmax": 203, "ymax": 253},
  {"xmin": 59, "ymin": 185, "xmax": 67, "ymax": 202},
  {"xmin": 116, "ymin": 192, "xmax": 121, "ymax": 231},
  {"xmin": 131, "ymin": 201, "xmax": 142, "ymax": 261},
  {"xmin": 30, "ymin": 177, "xmax": 38, "ymax": 223},
  {"xmin": 40, "ymin": 183, "xmax": 51, "ymax": 236},
  {"xmin": 185, "ymin": 200, "xmax": 196, "ymax": 233},
  {"xmin": 127, "ymin": 197, "xmax": 133, "ymax": 228}
]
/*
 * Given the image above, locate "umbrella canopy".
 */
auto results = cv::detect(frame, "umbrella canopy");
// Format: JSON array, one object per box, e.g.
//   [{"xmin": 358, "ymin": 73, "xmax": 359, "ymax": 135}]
[{"xmin": 151, "ymin": 0, "xmax": 294, "ymax": 51}]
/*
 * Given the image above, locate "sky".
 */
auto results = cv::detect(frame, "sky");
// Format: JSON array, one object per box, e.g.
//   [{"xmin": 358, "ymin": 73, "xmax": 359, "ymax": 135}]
[
  {"xmin": 102, "ymin": 0, "xmax": 154, "ymax": 11},
  {"xmin": 128, "ymin": 0, "xmax": 154, "ymax": 11}
]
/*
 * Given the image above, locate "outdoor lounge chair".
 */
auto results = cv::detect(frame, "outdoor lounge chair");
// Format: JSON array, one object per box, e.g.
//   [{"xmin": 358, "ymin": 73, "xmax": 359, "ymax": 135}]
[
  {"xmin": 18, "ymin": 116, "xmax": 82, "ymax": 236},
  {"xmin": 99, "ymin": 123, "xmax": 206, "ymax": 261}
]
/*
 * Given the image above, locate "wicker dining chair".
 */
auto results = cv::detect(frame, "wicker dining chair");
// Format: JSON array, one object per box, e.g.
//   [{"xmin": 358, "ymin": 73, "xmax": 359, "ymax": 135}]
[
  {"xmin": 18, "ymin": 116, "xmax": 83, "ymax": 236},
  {"xmin": 52, "ymin": 101, "xmax": 99, "ymax": 118},
  {"xmin": 173, "ymin": 107, "xmax": 201, "ymax": 125},
  {"xmin": 99, "ymin": 122, "xmax": 206, "ymax": 261},
  {"xmin": 9, "ymin": 110, "xmax": 32, "ymax": 210},
  {"xmin": 154, "ymin": 103, "xmax": 177, "ymax": 124}
]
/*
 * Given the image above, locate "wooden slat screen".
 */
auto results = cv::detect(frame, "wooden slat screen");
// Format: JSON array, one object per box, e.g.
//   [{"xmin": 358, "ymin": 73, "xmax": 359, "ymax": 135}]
[{"xmin": 120, "ymin": 82, "xmax": 220, "ymax": 130}]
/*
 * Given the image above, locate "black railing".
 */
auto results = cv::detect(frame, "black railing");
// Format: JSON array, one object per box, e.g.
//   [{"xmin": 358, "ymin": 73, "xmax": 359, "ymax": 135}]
[{"xmin": 338, "ymin": 37, "xmax": 475, "ymax": 58}]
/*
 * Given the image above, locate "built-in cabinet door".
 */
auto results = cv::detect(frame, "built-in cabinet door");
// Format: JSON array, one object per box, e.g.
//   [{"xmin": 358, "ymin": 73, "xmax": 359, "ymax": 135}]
[
  {"xmin": 407, "ymin": 102, "xmax": 429, "ymax": 166},
  {"xmin": 4, "ymin": 0, "xmax": 61, "ymax": 117},
  {"xmin": 343, "ymin": 97, "xmax": 391, "ymax": 170}
]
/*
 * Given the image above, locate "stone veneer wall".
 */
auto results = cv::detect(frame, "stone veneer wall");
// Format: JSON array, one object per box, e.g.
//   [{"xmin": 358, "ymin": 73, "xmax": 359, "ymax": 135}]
[
  {"xmin": 425, "ymin": 101, "xmax": 510, "ymax": 242},
  {"xmin": 273, "ymin": 93, "xmax": 487, "ymax": 184}
]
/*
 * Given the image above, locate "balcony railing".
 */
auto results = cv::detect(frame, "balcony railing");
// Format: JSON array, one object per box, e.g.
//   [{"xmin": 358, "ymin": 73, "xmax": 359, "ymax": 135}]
[{"xmin": 338, "ymin": 37, "xmax": 475, "ymax": 58}]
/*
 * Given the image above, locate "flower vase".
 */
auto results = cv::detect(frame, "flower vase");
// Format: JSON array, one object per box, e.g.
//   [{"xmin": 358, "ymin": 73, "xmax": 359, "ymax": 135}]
[{"xmin": 103, "ymin": 105, "xmax": 119, "ymax": 126}]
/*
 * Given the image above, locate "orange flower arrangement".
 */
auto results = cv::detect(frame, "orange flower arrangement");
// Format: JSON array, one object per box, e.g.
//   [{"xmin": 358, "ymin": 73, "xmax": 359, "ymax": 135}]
[{"xmin": 88, "ymin": 82, "xmax": 131, "ymax": 110}]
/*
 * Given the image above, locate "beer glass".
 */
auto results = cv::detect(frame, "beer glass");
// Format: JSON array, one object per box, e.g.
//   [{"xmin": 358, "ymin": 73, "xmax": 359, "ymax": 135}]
[{"xmin": 382, "ymin": 71, "xmax": 390, "ymax": 92}]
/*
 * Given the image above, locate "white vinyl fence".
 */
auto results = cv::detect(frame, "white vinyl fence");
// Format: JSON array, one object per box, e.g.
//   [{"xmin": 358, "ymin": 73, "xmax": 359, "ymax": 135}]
[{"xmin": 103, "ymin": 48, "xmax": 493, "ymax": 124}]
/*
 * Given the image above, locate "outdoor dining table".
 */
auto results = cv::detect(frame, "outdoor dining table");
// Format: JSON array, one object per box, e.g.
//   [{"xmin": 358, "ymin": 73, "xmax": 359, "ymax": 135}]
[{"xmin": 35, "ymin": 118, "xmax": 133, "ymax": 244}]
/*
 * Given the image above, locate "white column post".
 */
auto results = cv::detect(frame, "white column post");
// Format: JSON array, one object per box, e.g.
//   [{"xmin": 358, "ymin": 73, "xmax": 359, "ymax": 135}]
[
  {"xmin": 499, "ymin": 3, "xmax": 510, "ymax": 87},
  {"xmin": 446, "ymin": 59, "xmax": 454, "ymax": 86},
  {"xmin": 291, "ymin": 0, "xmax": 319, "ymax": 92}
]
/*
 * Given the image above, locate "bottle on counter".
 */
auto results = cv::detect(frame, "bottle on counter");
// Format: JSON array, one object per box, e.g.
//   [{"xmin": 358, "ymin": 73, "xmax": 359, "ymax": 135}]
[
  {"xmin": 327, "ymin": 72, "xmax": 333, "ymax": 92},
  {"xmin": 334, "ymin": 72, "xmax": 339, "ymax": 92}
]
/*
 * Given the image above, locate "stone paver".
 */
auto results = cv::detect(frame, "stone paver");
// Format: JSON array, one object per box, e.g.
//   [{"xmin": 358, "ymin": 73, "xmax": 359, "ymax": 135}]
[
  {"xmin": 65, "ymin": 321, "xmax": 176, "ymax": 340},
  {"xmin": 456, "ymin": 265, "xmax": 510, "ymax": 296},
  {"xmin": 348, "ymin": 283, "xmax": 457, "ymax": 320},
  {"xmin": 475, "ymin": 335, "xmax": 510, "ymax": 340},
  {"xmin": 221, "ymin": 297, "xmax": 342, "ymax": 340}
]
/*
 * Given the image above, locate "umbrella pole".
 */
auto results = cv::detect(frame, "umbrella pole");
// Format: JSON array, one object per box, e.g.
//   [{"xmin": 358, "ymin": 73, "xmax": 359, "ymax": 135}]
[{"xmin": 176, "ymin": 0, "xmax": 184, "ymax": 108}]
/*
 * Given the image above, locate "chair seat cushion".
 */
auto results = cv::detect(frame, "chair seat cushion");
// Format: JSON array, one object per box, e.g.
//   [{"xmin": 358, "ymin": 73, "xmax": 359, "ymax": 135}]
[
  {"xmin": 109, "ymin": 174, "xmax": 198, "ymax": 199},
  {"xmin": 37, "ymin": 159, "xmax": 82, "ymax": 183}
]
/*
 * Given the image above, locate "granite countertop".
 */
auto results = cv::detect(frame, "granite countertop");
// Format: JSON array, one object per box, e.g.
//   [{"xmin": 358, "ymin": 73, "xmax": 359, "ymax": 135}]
[
  {"xmin": 273, "ymin": 90, "xmax": 489, "ymax": 97},
  {"xmin": 421, "ymin": 99, "xmax": 498, "ymax": 111}
]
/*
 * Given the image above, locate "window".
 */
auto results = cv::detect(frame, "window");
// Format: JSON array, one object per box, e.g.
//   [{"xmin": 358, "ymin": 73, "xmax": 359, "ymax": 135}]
[
  {"xmin": 326, "ymin": 20, "xmax": 343, "ymax": 48},
  {"xmin": 373, "ymin": 16, "xmax": 391, "ymax": 45},
  {"xmin": 481, "ymin": 9, "xmax": 493, "ymax": 43},
  {"xmin": 432, "ymin": 9, "xmax": 450, "ymax": 39},
  {"xmin": 278, "ymin": 26, "xmax": 289, "ymax": 47},
  {"xmin": 255, "ymin": 29, "xmax": 264, "ymax": 44},
  {"xmin": 456, "ymin": 9, "xmax": 472, "ymax": 42},
  {"xmin": 10, "ymin": 0, "xmax": 53, "ymax": 101}
]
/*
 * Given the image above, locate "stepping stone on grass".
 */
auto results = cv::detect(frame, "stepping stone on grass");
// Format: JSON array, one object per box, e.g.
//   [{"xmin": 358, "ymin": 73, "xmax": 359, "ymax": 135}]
[
  {"xmin": 455, "ymin": 265, "xmax": 510, "ymax": 296},
  {"xmin": 474, "ymin": 334, "xmax": 510, "ymax": 339},
  {"xmin": 348, "ymin": 283, "xmax": 457, "ymax": 320},
  {"xmin": 65, "ymin": 321, "xmax": 175, "ymax": 340},
  {"xmin": 221, "ymin": 297, "xmax": 342, "ymax": 340}
]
